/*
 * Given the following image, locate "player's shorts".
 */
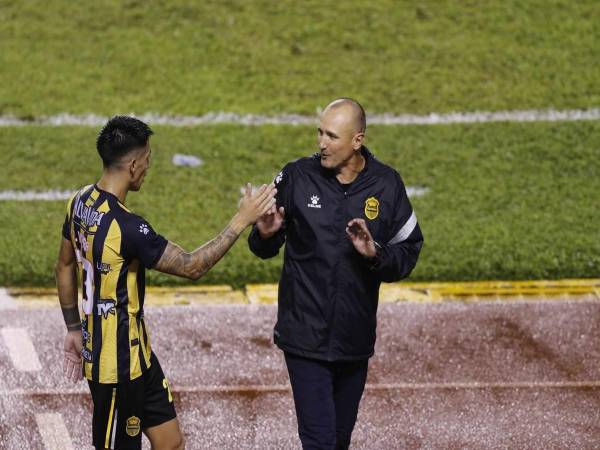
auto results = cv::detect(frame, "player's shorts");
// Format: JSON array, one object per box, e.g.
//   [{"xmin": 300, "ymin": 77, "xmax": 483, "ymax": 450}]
[{"xmin": 87, "ymin": 352, "xmax": 176, "ymax": 450}]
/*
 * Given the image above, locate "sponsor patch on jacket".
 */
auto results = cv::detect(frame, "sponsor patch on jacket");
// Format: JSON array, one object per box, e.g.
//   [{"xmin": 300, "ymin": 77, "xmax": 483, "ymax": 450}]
[{"xmin": 364, "ymin": 197, "xmax": 379, "ymax": 220}]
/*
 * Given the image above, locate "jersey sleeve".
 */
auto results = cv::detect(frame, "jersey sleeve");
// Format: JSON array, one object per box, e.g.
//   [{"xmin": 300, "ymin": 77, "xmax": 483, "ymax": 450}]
[
  {"xmin": 121, "ymin": 215, "xmax": 168, "ymax": 269},
  {"xmin": 61, "ymin": 214, "xmax": 71, "ymax": 240},
  {"xmin": 61, "ymin": 191, "xmax": 79, "ymax": 240}
]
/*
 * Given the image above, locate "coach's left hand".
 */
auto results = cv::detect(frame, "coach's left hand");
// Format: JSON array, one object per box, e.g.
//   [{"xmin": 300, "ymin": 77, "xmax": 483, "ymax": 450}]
[{"xmin": 346, "ymin": 218, "xmax": 377, "ymax": 259}]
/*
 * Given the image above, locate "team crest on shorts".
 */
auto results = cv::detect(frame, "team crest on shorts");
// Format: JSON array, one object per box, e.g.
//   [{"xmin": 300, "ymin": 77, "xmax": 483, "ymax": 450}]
[
  {"xmin": 364, "ymin": 197, "xmax": 379, "ymax": 220},
  {"xmin": 126, "ymin": 416, "xmax": 141, "ymax": 437}
]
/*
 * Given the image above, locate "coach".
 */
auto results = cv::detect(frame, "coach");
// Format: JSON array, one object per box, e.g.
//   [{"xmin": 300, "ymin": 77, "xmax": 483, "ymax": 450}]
[{"xmin": 248, "ymin": 98, "xmax": 424, "ymax": 449}]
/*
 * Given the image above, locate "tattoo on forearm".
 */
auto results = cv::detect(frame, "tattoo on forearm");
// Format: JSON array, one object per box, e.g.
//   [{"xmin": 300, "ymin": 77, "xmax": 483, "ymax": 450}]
[
  {"xmin": 61, "ymin": 305, "xmax": 81, "ymax": 331},
  {"xmin": 157, "ymin": 226, "xmax": 241, "ymax": 280}
]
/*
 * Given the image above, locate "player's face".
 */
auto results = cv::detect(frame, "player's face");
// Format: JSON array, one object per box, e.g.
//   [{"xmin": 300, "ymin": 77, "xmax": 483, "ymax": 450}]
[
  {"xmin": 130, "ymin": 145, "xmax": 151, "ymax": 191},
  {"xmin": 317, "ymin": 108, "xmax": 362, "ymax": 171}
]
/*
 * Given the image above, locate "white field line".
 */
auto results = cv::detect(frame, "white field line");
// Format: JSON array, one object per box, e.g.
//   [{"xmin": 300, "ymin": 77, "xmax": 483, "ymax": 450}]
[
  {"xmin": 1, "ymin": 186, "xmax": 430, "ymax": 201},
  {"xmin": 35, "ymin": 413, "xmax": 75, "ymax": 450},
  {"xmin": 1, "ymin": 108, "xmax": 600, "ymax": 127},
  {"xmin": 0, "ymin": 189, "xmax": 74, "ymax": 201},
  {"xmin": 3, "ymin": 380, "xmax": 600, "ymax": 397},
  {"xmin": 1, "ymin": 327, "xmax": 42, "ymax": 371}
]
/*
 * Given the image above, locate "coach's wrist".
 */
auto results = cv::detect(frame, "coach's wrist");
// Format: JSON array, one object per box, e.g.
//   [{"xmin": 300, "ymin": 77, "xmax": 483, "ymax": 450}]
[{"xmin": 365, "ymin": 241, "xmax": 382, "ymax": 269}]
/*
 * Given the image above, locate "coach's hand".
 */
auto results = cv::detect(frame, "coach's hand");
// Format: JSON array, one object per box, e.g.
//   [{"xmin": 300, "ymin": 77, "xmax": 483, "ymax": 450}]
[
  {"xmin": 256, "ymin": 204, "xmax": 285, "ymax": 239},
  {"xmin": 64, "ymin": 330, "xmax": 83, "ymax": 383},
  {"xmin": 234, "ymin": 183, "xmax": 277, "ymax": 232},
  {"xmin": 346, "ymin": 218, "xmax": 377, "ymax": 258}
]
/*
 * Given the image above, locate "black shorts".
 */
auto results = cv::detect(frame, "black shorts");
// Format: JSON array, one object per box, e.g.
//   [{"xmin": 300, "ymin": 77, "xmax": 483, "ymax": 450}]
[{"xmin": 87, "ymin": 352, "xmax": 177, "ymax": 450}]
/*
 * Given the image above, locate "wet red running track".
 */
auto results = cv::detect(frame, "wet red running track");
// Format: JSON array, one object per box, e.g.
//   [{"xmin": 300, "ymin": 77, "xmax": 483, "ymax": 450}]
[{"xmin": 1, "ymin": 296, "xmax": 599, "ymax": 449}]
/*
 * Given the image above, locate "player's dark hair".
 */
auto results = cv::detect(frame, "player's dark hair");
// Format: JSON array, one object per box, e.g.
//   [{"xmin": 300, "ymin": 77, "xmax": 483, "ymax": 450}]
[{"xmin": 96, "ymin": 116, "xmax": 153, "ymax": 168}]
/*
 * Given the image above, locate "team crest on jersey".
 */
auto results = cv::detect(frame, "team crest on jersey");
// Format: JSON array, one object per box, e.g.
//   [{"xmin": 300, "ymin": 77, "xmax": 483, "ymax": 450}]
[
  {"xmin": 96, "ymin": 299, "xmax": 116, "ymax": 319},
  {"xmin": 126, "ymin": 416, "xmax": 141, "ymax": 436},
  {"xmin": 364, "ymin": 197, "xmax": 379, "ymax": 220}
]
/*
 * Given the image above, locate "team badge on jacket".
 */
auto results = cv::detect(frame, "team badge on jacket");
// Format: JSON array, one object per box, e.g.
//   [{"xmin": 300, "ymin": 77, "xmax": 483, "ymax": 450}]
[
  {"xmin": 364, "ymin": 197, "xmax": 379, "ymax": 220},
  {"xmin": 126, "ymin": 416, "xmax": 141, "ymax": 436}
]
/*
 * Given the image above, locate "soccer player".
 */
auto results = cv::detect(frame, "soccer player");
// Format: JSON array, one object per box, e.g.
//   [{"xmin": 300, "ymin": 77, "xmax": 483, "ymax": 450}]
[
  {"xmin": 248, "ymin": 99, "xmax": 424, "ymax": 449},
  {"xmin": 55, "ymin": 116, "xmax": 276, "ymax": 450}
]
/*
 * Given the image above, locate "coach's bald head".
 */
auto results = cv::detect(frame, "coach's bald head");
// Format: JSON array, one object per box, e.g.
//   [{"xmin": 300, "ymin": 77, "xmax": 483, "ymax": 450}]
[{"xmin": 322, "ymin": 98, "xmax": 366, "ymax": 135}]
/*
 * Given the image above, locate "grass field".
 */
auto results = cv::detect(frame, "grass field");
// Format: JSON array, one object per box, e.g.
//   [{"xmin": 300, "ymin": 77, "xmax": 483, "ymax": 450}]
[
  {"xmin": 0, "ymin": 1, "xmax": 598, "ymax": 286},
  {"xmin": 1, "ymin": 0, "xmax": 599, "ymax": 117},
  {"xmin": 1, "ymin": 121, "xmax": 598, "ymax": 287}
]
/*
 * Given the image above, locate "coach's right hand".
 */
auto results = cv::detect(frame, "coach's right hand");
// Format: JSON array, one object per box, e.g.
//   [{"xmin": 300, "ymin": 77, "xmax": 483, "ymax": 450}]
[{"xmin": 233, "ymin": 183, "xmax": 277, "ymax": 232}]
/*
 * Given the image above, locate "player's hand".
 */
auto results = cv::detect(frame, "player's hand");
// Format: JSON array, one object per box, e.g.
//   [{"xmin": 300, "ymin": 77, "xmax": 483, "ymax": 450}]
[
  {"xmin": 63, "ymin": 330, "xmax": 83, "ymax": 383},
  {"xmin": 236, "ymin": 183, "xmax": 277, "ymax": 229},
  {"xmin": 346, "ymin": 218, "xmax": 377, "ymax": 258},
  {"xmin": 256, "ymin": 205, "xmax": 285, "ymax": 239}
]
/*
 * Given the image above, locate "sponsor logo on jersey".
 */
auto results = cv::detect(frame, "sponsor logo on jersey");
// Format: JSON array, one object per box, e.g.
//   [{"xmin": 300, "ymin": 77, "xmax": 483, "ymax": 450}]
[
  {"xmin": 365, "ymin": 197, "xmax": 379, "ymax": 220},
  {"xmin": 82, "ymin": 347, "xmax": 93, "ymax": 363},
  {"xmin": 96, "ymin": 299, "xmax": 116, "ymax": 319},
  {"xmin": 82, "ymin": 328, "xmax": 90, "ymax": 345},
  {"xmin": 96, "ymin": 262, "xmax": 111, "ymax": 274},
  {"xmin": 73, "ymin": 199, "xmax": 105, "ymax": 228}
]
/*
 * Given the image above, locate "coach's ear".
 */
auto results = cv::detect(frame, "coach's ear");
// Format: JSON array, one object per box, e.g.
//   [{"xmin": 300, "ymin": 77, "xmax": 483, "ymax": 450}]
[{"xmin": 352, "ymin": 131, "xmax": 364, "ymax": 151}]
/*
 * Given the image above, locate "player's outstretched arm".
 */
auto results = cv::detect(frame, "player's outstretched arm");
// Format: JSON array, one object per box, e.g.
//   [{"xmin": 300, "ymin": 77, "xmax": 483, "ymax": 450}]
[
  {"xmin": 155, "ymin": 183, "xmax": 276, "ymax": 280},
  {"xmin": 55, "ymin": 238, "xmax": 84, "ymax": 383}
]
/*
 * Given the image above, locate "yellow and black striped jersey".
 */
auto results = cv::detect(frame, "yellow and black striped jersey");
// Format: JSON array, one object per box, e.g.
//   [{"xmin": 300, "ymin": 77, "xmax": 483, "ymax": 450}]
[{"xmin": 62, "ymin": 184, "xmax": 167, "ymax": 384}]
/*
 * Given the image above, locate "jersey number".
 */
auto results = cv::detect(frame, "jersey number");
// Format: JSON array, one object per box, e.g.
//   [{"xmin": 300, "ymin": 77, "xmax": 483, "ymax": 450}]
[
  {"xmin": 81, "ymin": 258, "xmax": 94, "ymax": 315},
  {"xmin": 75, "ymin": 230, "xmax": 94, "ymax": 315}
]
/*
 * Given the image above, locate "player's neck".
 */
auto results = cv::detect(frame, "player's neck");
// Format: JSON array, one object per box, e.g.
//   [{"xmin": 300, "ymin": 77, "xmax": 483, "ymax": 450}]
[
  {"xmin": 97, "ymin": 173, "xmax": 129, "ymax": 204},
  {"xmin": 335, "ymin": 151, "xmax": 365, "ymax": 184}
]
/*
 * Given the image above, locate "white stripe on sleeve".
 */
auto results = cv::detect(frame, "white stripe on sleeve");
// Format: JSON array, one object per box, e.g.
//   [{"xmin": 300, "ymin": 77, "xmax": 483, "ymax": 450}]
[{"xmin": 388, "ymin": 211, "xmax": 417, "ymax": 245}]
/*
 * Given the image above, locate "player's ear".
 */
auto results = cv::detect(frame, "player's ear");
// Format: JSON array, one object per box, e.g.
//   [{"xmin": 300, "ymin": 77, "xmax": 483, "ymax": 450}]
[{"xmin": 128, "ymin": 157, "xmax": 138, "ymax": 177}]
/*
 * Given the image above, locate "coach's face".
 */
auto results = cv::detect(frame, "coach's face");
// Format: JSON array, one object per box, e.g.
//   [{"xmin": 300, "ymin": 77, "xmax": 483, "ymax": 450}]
[
  {"xmin": 129, "ymin": 144, "xmax": 151, "ymax": 191},
  {"xmin": 318, "ymin": 107, "xmax": 362, "ymax": 171}
]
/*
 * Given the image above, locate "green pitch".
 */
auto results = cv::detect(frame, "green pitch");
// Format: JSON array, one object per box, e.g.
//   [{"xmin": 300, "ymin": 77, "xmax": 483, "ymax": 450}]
[
  {"xmin": 1, "ymin": 122, "xmax": 598, "ymax": 287},
  {"xmin": 0, "ymin": 0, "xmax": 599, "ymax": 116}
]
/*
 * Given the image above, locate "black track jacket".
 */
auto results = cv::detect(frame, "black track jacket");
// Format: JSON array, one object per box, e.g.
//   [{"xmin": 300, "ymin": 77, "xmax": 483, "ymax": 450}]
[{"xmin": 248, "ymin": 147, "xmax": 424, "ymax": 361}]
